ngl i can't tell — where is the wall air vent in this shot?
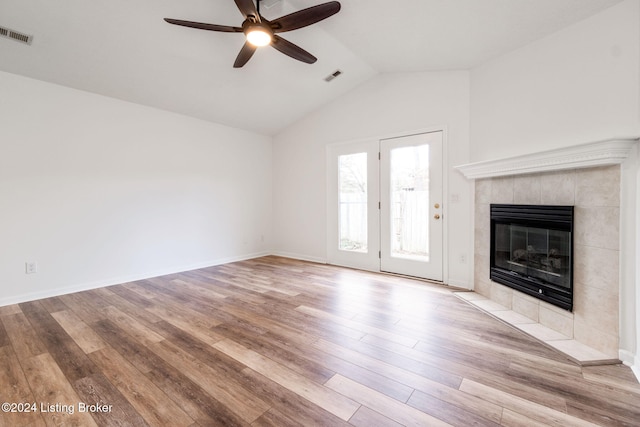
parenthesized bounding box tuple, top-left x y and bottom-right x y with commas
(0, 25, 33, 45)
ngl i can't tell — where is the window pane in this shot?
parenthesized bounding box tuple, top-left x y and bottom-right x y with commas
(390, 144, 429, 261)
(338, 152, 367, 252)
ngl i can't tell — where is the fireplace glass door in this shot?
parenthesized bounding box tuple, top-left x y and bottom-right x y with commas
(494, 224, 571, 290)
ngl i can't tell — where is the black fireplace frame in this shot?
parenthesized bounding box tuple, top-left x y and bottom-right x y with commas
(490, 204, 574, 311)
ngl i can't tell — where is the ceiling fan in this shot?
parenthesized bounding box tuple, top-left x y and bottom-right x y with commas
(164, 0, 341, 68)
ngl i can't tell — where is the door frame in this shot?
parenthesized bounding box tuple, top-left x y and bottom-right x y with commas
(326, 126, 449, 283)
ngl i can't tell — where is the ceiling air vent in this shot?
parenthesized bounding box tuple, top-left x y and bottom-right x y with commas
(261, 0, 282, 9)
(0, 25, 33, 45)
(324, 69, 342, 82)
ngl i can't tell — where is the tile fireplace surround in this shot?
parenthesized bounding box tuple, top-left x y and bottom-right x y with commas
(456, 139, 638, 365)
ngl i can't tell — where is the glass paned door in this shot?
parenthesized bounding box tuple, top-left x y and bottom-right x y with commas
(328, 131, 443, 280)
(327, 141, 380, 271)
(380, 132, 443, 280)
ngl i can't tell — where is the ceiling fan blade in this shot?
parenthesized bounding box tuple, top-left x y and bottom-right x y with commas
(234, 0, 259, 20)
(234, 41, 257, 68)
(271, 35, 316, 64)
(164, 18, 242, 32)
(270, 1, 340, 33)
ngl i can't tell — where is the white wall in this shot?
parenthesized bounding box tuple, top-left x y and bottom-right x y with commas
(272, 70, 473, 287)
(0, 71, 272, 305)
(636, 153, 640, 380)
(470, 0, 640, 376)
(471, 0, 640, 161)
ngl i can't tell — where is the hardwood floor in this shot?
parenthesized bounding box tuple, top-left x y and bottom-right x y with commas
(1, 256, 639, 426)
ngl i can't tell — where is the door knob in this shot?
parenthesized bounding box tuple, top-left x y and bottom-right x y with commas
(434, 203, 440, 209)
(434, 214, 441, 220)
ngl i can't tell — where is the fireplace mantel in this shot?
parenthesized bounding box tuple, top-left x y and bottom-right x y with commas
(456, 138, 638, 180)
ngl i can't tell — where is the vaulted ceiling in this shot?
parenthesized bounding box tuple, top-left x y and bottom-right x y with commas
(0, 0, 623, 135)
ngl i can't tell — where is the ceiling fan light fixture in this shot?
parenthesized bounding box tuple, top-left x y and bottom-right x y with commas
(246, 25, 272, 47)
(165, 0, 341, 67)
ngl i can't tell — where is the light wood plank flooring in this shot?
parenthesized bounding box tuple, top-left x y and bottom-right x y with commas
(1, 256, 639, 426)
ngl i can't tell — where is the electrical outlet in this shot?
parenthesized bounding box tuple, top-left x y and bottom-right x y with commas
(25, 261, 38, 274)
(459, 254, 467, 264)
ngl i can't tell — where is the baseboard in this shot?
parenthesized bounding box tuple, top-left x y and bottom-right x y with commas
(446, 278, 473, 289)
(633, 363, 640, 383)
(619, 349, 635, 366)
(270, 251, 328, 265)
(633, 355, 640, 383)
(619, 349, 640, 383)
(0, 251, 271, 308)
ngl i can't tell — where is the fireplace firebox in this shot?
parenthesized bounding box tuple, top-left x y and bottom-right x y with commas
(490, 204, 574, 311)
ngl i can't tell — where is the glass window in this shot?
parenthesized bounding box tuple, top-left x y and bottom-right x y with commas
(389, 144, 429, 261)
(338, 153, 367, 252)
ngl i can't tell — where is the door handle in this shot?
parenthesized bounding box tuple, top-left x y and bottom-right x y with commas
(434, 214, 441, 220)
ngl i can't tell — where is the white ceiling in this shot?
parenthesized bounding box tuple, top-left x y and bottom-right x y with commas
(0, 0, 623, 135)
